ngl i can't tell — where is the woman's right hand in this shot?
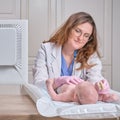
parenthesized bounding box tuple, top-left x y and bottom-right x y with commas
(54, 76, 83, 87)
(65, 76, 83, 85)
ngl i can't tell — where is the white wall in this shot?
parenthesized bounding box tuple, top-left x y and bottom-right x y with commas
(0, 0, 119, 91)
(112, 0, 120, 91)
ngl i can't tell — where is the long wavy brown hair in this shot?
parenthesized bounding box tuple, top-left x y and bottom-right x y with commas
(44, 12, 100, 69)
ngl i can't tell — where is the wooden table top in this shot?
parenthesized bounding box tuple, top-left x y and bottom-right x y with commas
(0, 95, 119, 120)
(0, 95, 41, 120)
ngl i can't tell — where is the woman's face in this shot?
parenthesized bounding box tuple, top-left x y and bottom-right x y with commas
(66, 22, 93, 50)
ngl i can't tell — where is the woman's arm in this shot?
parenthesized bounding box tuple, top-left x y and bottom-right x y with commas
(86, 53, 105, 83)
(33, 43, 49, 87)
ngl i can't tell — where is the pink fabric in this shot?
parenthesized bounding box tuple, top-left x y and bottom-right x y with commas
(95, 80, 110, 94)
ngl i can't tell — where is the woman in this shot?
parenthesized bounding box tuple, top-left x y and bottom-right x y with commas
(33, 12, 105, 88)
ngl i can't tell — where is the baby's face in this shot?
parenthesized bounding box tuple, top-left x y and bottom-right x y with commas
(75, 81, 98, 104)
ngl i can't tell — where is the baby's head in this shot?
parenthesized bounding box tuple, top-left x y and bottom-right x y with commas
(75, 81, 98, 104)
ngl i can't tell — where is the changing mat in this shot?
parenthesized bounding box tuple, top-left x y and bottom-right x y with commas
(24, 82, 120, 119)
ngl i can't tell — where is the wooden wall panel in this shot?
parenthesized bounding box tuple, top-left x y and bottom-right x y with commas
(112, 0, 120, 91)
(0, 0, 20, 19)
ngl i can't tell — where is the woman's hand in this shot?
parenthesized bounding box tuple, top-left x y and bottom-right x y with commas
(54, 76, 83, 87)
(95, 80, 110, 94)
(65, 76, 83, 85)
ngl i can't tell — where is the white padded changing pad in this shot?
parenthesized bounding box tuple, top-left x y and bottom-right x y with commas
(37, 97, 120, 119)
(24, 82, 120, 120)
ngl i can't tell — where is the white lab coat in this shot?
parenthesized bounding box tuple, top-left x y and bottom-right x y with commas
(33, 42, 105, 87)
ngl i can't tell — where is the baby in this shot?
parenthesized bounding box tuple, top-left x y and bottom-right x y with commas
(46, 76, 119, 104)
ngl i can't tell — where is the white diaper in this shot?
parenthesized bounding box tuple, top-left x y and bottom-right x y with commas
(56, 87, 62, 94)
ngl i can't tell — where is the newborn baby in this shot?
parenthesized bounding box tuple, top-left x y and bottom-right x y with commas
(46, 76, 119, 104)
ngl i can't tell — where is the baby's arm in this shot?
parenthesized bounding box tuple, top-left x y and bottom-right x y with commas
(46, 79, 72, 102)
(46, 78, 58, 99)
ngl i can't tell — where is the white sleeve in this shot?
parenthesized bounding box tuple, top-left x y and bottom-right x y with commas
(86, 53, 105, 83)
(32, 43, 48, 87)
